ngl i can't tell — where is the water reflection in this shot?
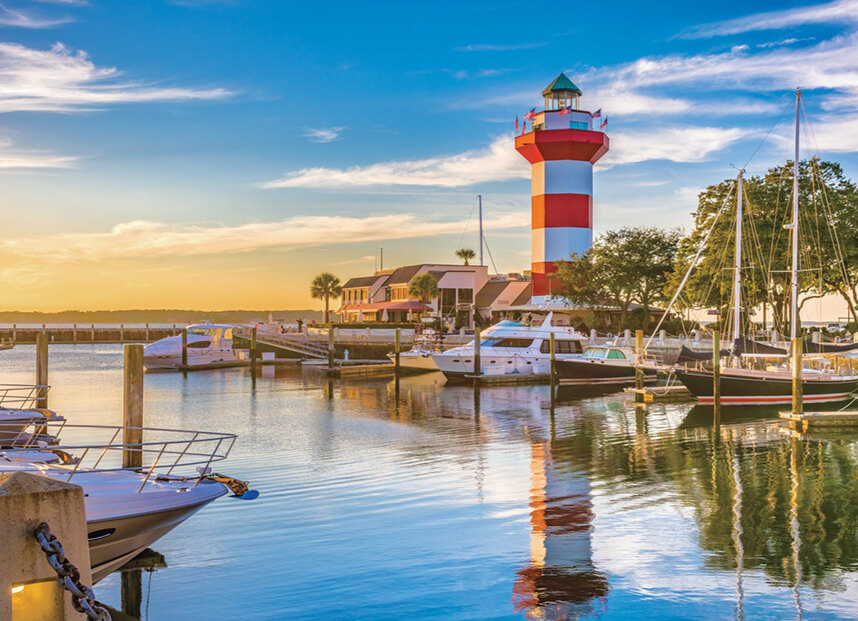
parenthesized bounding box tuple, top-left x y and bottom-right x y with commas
(8, 346, 858, 618)
(513, 441, 608, 620)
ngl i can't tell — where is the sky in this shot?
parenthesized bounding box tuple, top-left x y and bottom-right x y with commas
(2, 0, 858, 313)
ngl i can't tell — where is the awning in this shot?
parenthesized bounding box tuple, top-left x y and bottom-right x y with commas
(336, 301, 424, 313)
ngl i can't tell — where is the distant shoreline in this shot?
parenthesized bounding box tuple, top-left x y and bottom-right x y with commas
(0, 309, 324, 324)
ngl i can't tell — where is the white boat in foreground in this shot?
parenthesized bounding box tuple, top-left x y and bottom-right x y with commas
(144, 323, 238, 370)
(0, 420, 251, 583)
(387, 328, 443, 371)
(431, 314, 586, 381)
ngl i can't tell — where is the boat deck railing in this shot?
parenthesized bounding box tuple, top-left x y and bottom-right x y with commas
(0, 384, 49, 410)
(0, 421, 238, 490)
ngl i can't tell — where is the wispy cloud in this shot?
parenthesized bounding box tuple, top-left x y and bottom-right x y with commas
(260, 135, 528, 189)
(756, 37, 816, 48)
(1, 212, 529, 262)
(0, 3, 73, 28)
(607, 127, 746, 165)
(455, 42, 545, 52)
(0, 137, 80, 169)
(0, 42, 233, 113)
(679, 0, 858, 38)
(303, 127, 344, 143)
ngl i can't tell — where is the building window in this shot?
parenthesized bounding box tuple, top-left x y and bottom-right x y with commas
(457, 288, 473, 304)
(570, 121, 589, 130)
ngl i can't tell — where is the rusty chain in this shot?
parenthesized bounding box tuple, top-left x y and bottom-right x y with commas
(33, 522, 112, 621)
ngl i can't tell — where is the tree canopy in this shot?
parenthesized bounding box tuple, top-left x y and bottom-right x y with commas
(668, 159, 858, 334)
(455, 248, 476, 266)
(552, 227, 681, 329)
(408, 273, 439, 316)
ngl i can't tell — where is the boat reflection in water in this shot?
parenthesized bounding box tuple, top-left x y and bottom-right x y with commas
(513, 440, 608, 620)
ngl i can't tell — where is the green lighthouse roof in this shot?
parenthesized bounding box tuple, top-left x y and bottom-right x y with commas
(541, 72, 582, 97)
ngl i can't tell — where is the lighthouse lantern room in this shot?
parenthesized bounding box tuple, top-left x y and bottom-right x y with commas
(515, 73, 610, 304)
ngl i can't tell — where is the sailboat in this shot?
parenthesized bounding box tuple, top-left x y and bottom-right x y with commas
(675, 89, 858, 405)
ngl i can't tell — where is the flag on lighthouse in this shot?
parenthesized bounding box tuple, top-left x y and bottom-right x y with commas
(600, 116, 608, 129)
(515, 115, 519, 132)
(523, 107, 536, 120)
(558, 105, 572, 116)
(591, 108, 602, 119)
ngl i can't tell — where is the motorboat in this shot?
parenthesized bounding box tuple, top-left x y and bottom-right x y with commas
(556, 345, 658, 385)
(431, 314, 586, 381)
(0, 421, 249, 583)
(387, 328, 441, 372)
(144, 323, 238, 370)
(0, 384, 61, 446)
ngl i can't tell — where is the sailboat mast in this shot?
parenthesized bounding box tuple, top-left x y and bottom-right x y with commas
(733, 170, 744, 344)
(478, 194, 484, 267)
(790, 89, 801, 340)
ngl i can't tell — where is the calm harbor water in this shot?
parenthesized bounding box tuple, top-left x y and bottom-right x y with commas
(4, 344, 858, 620)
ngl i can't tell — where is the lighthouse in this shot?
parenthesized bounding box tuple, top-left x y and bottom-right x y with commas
(515, 73, 609, 304)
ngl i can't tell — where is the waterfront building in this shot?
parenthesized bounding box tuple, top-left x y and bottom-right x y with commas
(337, 265, 533, 328)
(515, 73, 610, 304)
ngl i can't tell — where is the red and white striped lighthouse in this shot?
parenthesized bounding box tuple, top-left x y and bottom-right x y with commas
(515, 73, 609, 304)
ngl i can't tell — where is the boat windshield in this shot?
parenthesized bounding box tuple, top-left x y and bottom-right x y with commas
(188, 328, 214, 336)
(583, 348, 607, 359)
(480, 338, 533, 348)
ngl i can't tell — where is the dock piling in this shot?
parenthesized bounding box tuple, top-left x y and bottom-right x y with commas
(250, 325, 258, 370)
(35, 331, 48, 410)
(712, 328, 721, 413)
(119, 323, 124, 342)
(328, 326, 335, 368)
(549, 332, 557, 402)
(145, 323, 150, 341)
(792, 337, 803, 415)
(90, 324, 95, 342)
(71, 324, 76, 343)
(635, 329, 644, 392)
(181, 327, 188, 368)
(123, 344, 144, 470)
(394, 328, 401, 376)
(474, 327, 481, 378)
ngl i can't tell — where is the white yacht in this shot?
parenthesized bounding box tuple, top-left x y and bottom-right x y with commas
(144, 323, 238, 370)
(0, 384, 61, 445)
(431, 314, 586, 381)
(0, 420, 248, 583)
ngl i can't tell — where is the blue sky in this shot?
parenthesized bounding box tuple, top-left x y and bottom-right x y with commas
(2, 0, 857, 310)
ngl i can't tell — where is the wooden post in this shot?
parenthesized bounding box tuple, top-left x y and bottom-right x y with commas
(145, 323, 150, 341)
(0, 472, 93, 621)
(250, 325, 258, 369)
(792, 337, 803, 415)
(35, 332, 48, 410)
(90, 324, 95, 342)
(394, 328, 401, 375)
(11, 324, 15, 343)
(181, 327, 188, 368)
(328, 326, 335, 368)
(123, 344, 144, 470)
(549, 332, 557, 399)
(635, 329, 645, 391)
(72, 324, 77, 343)
(474, 326, 481, 377)
(712, 328, 721, 413)
(119, 323, 125, 342)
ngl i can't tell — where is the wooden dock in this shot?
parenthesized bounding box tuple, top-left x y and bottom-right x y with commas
(0, 325, 181, 344)
(779, 410, 858, 431)
(625, 385, 694, 403)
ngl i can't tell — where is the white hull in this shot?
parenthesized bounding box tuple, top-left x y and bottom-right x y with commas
(144, 324, 238, 370)
(432, 350, 581, 379)
(143, 352, 239, 370)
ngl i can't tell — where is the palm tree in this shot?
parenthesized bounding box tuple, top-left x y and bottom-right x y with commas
(310, 272, 342, 323)
(408, 274, 439, 319)
(455, 248, 476, 266)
